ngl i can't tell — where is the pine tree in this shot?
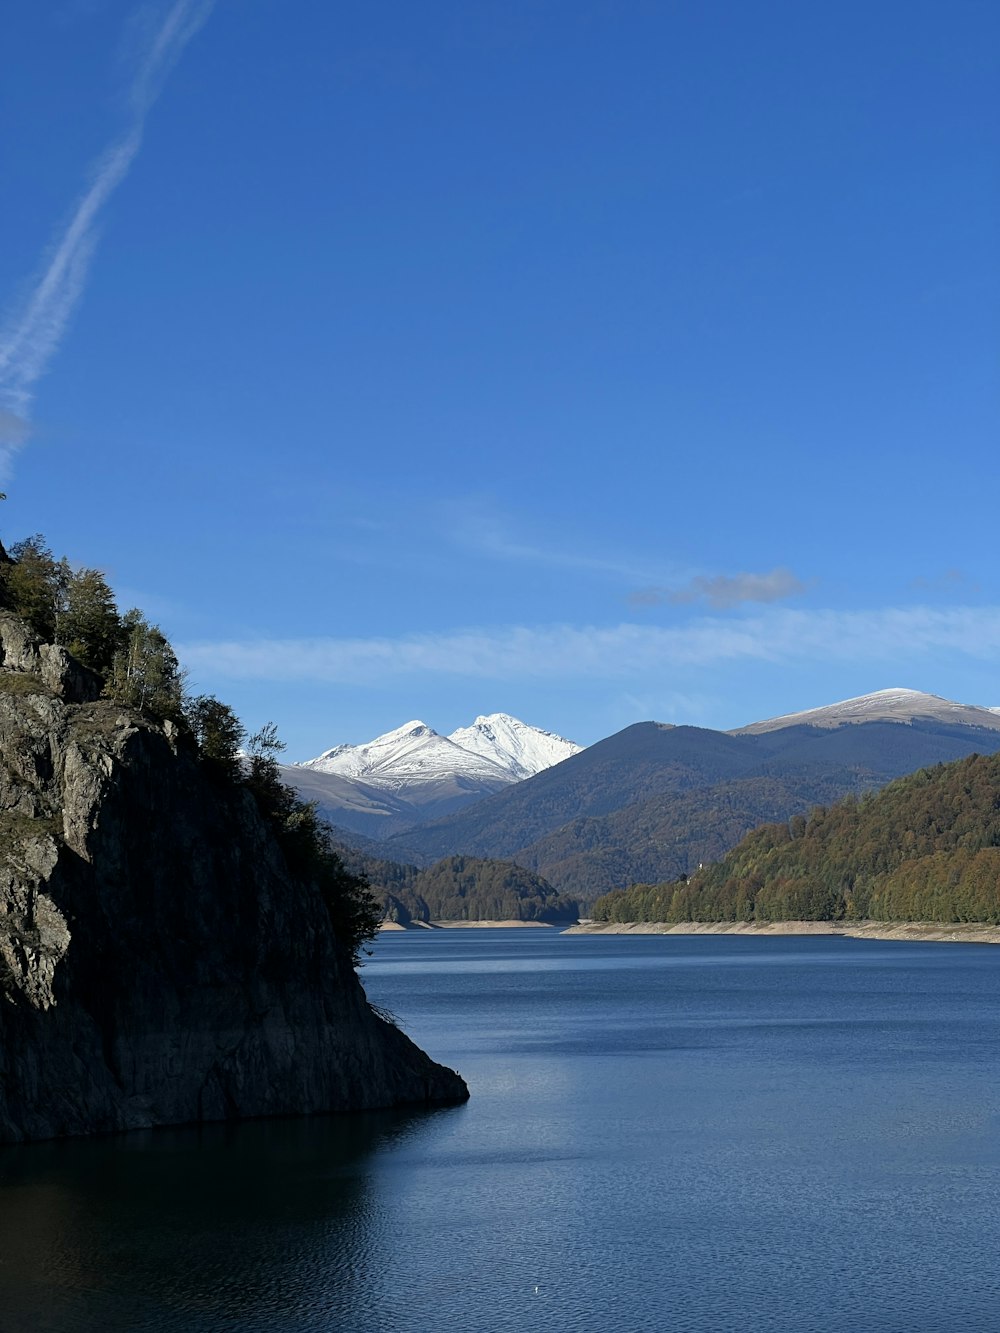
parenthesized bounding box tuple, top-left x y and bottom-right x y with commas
(1, 536, 70, 641)
(61, 568, 122, 673)
(188, 695, 246, 783)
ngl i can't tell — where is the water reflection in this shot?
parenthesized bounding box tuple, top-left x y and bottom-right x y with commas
(0, 1108, 458, 1333)
(4, 934, 1000, 1332)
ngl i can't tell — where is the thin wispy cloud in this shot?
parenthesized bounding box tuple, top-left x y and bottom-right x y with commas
(615, 690, 719, 726)
(178, 604, 1000, 686)
(631, 567, 807, 610)
(909, 569, 980, 595)
(0, 410, 31, 452)
(0, 0, 214, 475)
(442, 501, 690, 585)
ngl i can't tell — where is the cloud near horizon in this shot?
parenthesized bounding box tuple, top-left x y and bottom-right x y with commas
(0, 0, 214, 475)
(631, 566, 807, 610)
(177, 604, 1000, 686)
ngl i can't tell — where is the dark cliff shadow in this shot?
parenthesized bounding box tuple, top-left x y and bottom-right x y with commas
(0, 1105, 467, 1332)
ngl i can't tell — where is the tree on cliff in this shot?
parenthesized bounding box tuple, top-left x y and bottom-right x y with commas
(187, 695, 245, 783)
(0, 537, 121, 674)
(0, 535, 70, 640)
(60, 568, 121, 674)
(244, 723, 382, 965)
(103, 609, 184, 722)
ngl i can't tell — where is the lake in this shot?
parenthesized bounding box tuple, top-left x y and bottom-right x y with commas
(1, 929, 999, 1331)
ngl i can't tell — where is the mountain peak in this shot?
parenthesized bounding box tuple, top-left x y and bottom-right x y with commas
(447, 714, 582, 781)
(734, 689, 1000, 735)
(298, 713, 583, 790)
(382, 720, 435, 740)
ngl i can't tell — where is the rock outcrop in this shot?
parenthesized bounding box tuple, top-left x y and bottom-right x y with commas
(0, 613, 466, 1143)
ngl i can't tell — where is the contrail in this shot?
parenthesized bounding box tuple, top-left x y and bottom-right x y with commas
(0, 0, 215, 474)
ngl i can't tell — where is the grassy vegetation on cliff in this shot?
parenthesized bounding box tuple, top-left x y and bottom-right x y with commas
(592, 754, 1000, 926)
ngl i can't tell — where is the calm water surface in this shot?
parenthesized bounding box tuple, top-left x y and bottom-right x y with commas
(1, 930, 999, 1331)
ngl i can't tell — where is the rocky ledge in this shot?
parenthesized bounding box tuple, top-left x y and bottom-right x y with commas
(0, 612, 466, 1143)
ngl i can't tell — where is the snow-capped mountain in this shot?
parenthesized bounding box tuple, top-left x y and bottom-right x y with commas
(735, 688, 1000, 735)
(298, 715, 582, 794)
(285, 715, 581, 840)
(446, 713, 582, 781)
(300, 720, 511, 790)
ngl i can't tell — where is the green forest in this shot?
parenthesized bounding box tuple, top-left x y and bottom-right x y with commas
(337, 848, 578, 924)
(514, 772, 868, 900)
(0, 533, 381, 963)
(592, 753, 1000, 925)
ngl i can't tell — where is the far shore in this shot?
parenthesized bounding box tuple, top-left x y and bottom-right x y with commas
(379, 919, 557, 932)
(379, 917, 1000, 944)
(565, 920, 1000, 945)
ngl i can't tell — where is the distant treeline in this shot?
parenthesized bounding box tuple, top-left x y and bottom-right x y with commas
(592, 754, 1000, 925)
(336, 848, 579, 924)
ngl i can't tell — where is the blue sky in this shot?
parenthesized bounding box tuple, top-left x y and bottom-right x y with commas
(1, 0, 997, 758)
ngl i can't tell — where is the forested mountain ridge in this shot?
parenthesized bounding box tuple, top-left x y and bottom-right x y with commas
(511, 772, 862, 898)
(592, 753, 1000, 925)
(386, 716, 1000, 901)
(333, 844, 578, 924)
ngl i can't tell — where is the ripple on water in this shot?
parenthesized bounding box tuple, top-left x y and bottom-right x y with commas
(2, 934, 1000, 1331)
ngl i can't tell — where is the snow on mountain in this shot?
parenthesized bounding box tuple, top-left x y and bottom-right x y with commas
(735, 688, 1000, 735)
(299, 715, 582, 792)
(447, 713, 582, 781)
(299, 721, 508, 790)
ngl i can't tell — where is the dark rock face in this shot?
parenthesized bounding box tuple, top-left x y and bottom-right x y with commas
(0, 615, 466, 1143)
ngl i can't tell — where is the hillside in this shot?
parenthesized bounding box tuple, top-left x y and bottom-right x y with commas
(592, 752, 1000, 925)
(333, 843, 578, 925)
(403, 856, 577, 924)
(385, 722, 760, 863)
(512, 772, 859, 898)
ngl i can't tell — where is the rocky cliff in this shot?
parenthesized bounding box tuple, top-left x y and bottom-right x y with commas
(0, 611, 466, 1143)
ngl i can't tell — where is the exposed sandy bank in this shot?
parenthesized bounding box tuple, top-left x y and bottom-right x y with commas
(432, 919, 556, 929)
(379, 919, 556, 931)
(565, 920, 1000, 944)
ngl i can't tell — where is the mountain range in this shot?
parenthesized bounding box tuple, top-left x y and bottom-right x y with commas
(298, 689, 1000, 905)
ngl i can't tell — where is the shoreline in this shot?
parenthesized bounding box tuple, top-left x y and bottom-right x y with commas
(379, 919, 557, 932)
(564, 920, 1000, 944)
